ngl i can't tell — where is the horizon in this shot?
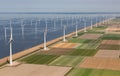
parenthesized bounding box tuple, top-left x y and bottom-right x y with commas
(0, 12, 120, 14)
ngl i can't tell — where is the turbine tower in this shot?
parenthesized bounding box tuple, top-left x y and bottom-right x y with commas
(61, 17, 63, 28)
(75, 17, 78, 37)
(43, 18, 48, 50)
(21, 19, 24, 39)
(53, 18, 56, 31)
(35, 20, 38, 36)
(96, 17, 98, 27)
(83, 18, 87, 32)
(63, 25, 66, 42)
(9, 20, 13, 65)
(4, 27, 7, 42)
(90, 17, 93, 30)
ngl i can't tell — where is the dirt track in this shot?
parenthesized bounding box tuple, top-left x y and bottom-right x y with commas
(0, 64, 72, 76)
(79, 57, 120, 71)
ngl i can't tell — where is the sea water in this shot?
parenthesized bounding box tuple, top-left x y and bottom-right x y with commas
(0, 13, 108, 58)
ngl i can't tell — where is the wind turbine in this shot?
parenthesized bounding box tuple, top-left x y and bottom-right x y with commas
(99, 16, 102, 25)
(102, 16, 105, 24)
(96, 17, 98, 27)
(66, 16, 69, 27)
(43, 18, 48, 50)
(35, 20, 38, 37)
(21, 19, 24, 39)
(63, 25, 66, 42)
(61, 17, 63, 28)
(90, 17, 93, 30)
(53, 18, 56, 31)
(72, 16, 74, 26)
(9, 20, 13, 65)
(75, 17, 78, 37)
(4, 27, 7, 42)
(83, 18, 87, 32)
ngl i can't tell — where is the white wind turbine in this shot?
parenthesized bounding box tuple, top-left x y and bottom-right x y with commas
(21, 19, 24, 39)
(63, 25, 66, 42)
(66, 16, 69, 27)
(53, 18, 56, 31)
(75, 17, 78, 37)
(90, 16, 93, 30)
(4, 27, 7, 42)
(61, 17, 63, 28)
(96, 17, 98, 27)
(9, 20, 13, 65)
(102, 16, 105, 24)
(35, 20, 38, 37)
(43, 18, 48, 50)
(83, 17, 87, 32)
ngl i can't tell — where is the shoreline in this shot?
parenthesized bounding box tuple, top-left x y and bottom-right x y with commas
(0, 19, 109, 65)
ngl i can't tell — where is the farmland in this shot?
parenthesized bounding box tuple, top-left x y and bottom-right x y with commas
(1, 18, 120, 76)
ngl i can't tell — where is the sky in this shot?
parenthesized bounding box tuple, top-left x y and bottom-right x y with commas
(0, 0, 120, 12)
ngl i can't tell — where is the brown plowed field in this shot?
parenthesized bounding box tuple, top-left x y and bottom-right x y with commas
(0, 64, 72, 76)
(79, 57, 120, 71)
(101, 40, 120, 45)
(79, 34, 103, 40)
(98, 44, 120, 50)
(94, 50, 120, 58)
(50, 42, 80, 49)
(39, 48, 74, 55)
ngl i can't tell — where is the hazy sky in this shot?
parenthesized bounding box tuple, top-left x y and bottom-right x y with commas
(0, 0, 120, 12)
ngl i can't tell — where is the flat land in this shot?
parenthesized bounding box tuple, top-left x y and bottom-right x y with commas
(1, 18, 120, 76)
(39, 48, 74, 55)
(50, 42, 80, 49)
(20, 54, 59, 64)
(98, 40, 120, 50)
(49, 55, 84, 67)
(87, 26, 107, 34)
(68, 38, 93, 43)
(101, 40, 120, 45)
(106, 27, 120, 32)
(66, 68, 120, 76)
(0, 64, 72, 76)
(78, 39, 101, 49)
(98, 44, 120, 50)
(94, 50, 120, 58)
(79, 57, 120, 71)
(69, 49, 98, 56)
(79, 33, 103, 40)
(102, 34, 120, 40)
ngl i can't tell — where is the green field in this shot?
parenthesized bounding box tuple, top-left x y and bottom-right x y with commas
(68, 38, 93, 43)
(49, 55, 84, 67)
(69, 49, 98, 56)
(98, 44, 120, 50)
(87, 26, 106, 34)
(66, 68, 120, 76)
(102, 34, 120, 40)
(78, 39, 102, 49)
(20, 54, 59, 64)
(69, 37, 101, 49)
(18, 20, 120, 76)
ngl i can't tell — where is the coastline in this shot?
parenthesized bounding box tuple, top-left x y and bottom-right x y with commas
(0, 20, 108, 65)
